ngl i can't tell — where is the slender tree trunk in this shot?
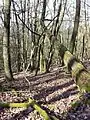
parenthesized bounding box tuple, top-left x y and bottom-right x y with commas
(70, 0, 81, 54)
(56, 0, 67, 35)
(35, 44, 41, 76)
(40, 0, 46, 72)
(40, 0, 46, 27)
(82, 35, 85, 61)
(23, 0, 26, 69)
(46, 0, 63, 72)
(40, 36, 46, 72)
(82, 0, 87, 61)
(20, 0, 26, 70)
(30, 0, 39, 71)
(12, 0, 21, 72)
(3, 0, 13, 80)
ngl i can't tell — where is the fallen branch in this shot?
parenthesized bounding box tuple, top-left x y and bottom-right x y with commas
(0, 98, 54, 120)
(0, 102, 30, 108)
(28, 98, 52, 120)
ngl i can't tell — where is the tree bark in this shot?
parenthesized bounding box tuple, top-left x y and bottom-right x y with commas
(40, 0, 47, 72)
(30, 0, 39, 71)
(12, 0, 21, 72)
(70, 0, 81, 54)
(46, 1, 62, 72)
(3, 0, 13, 80)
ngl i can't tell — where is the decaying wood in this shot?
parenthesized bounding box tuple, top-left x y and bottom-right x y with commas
(59, 44, 90, 92)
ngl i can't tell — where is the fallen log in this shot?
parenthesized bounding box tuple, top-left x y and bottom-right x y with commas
(28, 98, 52, 120)
(0, 98, 54, 120)
(58, 44, 90, 92)
(0, 102, 30, 108)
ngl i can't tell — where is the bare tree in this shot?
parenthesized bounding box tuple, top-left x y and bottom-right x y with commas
(46, 0, 63, 72)
(12, 0, 21, 72)
(40, 0, 47, 72)
(70, 0, 81, 54)
(3, 0, 13, 80)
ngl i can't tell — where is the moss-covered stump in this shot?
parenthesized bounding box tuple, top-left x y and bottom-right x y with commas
(58, 44, 90, 92)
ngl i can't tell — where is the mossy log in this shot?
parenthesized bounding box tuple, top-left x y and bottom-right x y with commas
(0, 102, 30, 108)
(28, 98, 51, 120)
(0, 98, 52, 120)
(0, 98, 34, 108)
(58, 44, 90, 92)
(28, 98, 59, 120)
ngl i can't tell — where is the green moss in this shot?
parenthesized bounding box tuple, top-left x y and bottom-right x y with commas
(64, 51, 73, 66)
(47, 104, 55, 110)
(58, 44, 90, 93)
(71, 62, 84, 77)
(71, 101, 80, 108)
(0, 102, 31, 108)
(77, 71, 90, 92)
(29, 98, 51, 120)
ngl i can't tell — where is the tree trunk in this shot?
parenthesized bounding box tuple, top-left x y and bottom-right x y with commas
(70, 0, 81, 54)
(46, 0, 66, 72)
(82, 0, 87, 61)
(3, 0, 13, 80)
(22, 0, 26, 69)
(40, 0, 47, 72)
(30, 0, 39, 71)
(12, 0, 21, 72)
(40, 36, 46, 73)
(58, 44, 90, 92)
(82, 35, 85, 61)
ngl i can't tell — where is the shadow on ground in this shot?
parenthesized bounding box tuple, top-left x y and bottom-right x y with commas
(1, 68, 88, 120)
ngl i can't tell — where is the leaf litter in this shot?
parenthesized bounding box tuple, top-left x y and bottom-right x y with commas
(0, 65, 90, 120)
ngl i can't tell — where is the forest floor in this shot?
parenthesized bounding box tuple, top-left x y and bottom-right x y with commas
(0, 62, 90, 120)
